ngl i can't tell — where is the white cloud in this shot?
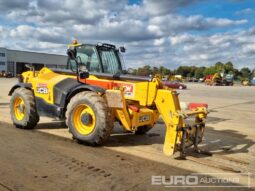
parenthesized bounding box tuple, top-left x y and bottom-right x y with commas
(153, 38, 165, 46)
(242, 44, 255, 54)
(235, 8, 254, 15)
(166, 29, 255, 68)
(143, 0, 199, 16)
(10, 25, 36, 38)
(0, 0, 253, 69)
(150, 14, 247, 33)
(170, 34, 194, 45)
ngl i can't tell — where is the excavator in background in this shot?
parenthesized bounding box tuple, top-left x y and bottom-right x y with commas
(8, 40, 208, 158)
(205, 72, 234, 86)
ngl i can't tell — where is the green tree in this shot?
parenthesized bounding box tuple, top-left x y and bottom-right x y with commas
(176, 66, 192, 77)
(131, 62, 253, 82)
(136, 65, 152, 76)
(215, 62, 224, 72)
(152, 67, 159, 75)
(240, 67, 251, 79)
(194, 67, 206, 78)
(159, 66, 171, 75)
(233, 68, 240, 80)
(224, 61, 234, 73)
(252, 69, 255, 77)
(203, 66, 217, 76)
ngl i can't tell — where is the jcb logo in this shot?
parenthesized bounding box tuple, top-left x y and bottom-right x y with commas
(36, 87, 48, 94)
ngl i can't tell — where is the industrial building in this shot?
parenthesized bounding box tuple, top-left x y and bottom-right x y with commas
(0, 47, 67, 76)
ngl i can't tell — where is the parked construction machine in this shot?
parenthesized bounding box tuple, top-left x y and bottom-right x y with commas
(9, 40, 208, 158)
(205, 73, 233, 86)
(242, 77, 255, 86)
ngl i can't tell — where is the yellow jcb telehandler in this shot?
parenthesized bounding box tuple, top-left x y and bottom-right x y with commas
(9, 41, 208, 158)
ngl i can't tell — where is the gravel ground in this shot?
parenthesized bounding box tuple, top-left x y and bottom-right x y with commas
(0, 78, 254, 190)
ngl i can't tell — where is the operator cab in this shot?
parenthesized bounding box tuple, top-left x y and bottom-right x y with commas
(63, 40, 151, 82)
(67, 42, 126, 75)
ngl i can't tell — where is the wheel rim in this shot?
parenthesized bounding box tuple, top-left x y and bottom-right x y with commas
(13, 96, 25, 121)
(73, 104, 96, 135)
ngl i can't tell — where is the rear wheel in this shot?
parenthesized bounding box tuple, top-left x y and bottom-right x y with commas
(66, 91, 113, 145)
(135, 125, 153, 135)
(10, 87, 39, 129)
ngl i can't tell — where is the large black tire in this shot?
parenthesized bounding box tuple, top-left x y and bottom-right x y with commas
(66, 91, 113, 146)
(10, 87, 39, 129)
(135, 125, 153, 135)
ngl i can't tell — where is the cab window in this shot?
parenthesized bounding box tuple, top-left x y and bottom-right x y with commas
(99, 49, 121, 74)
(68, 45, 101, 72)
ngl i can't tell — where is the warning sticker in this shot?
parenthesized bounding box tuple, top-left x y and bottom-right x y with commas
(116, 83, 135, 98)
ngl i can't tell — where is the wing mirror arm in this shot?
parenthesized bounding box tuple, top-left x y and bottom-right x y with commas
(25, 64, 35, 77)
(67, 48, 89, 82)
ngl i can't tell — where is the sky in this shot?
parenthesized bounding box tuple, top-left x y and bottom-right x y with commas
(0, 0, 255, 69)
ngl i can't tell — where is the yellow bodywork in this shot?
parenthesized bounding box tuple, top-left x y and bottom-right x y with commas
(22, 68, 75, 104)
(21, 67, 208, 156)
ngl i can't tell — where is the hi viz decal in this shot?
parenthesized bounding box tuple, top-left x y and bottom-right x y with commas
(116, 83, 135, 98)
(36, 83, 48, 94)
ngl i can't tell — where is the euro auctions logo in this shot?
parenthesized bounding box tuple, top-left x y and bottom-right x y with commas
(151, 173, 251, 188)
(152, 175, 198, 187)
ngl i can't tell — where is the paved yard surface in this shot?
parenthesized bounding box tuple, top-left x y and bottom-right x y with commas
(0, 78, 254, 190)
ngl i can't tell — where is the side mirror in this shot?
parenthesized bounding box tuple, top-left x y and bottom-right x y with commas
(119, 46, 126, 53)
(67, 48, 77, 59)
(78, 65, 89, 79)
(79, 71, 89, 79)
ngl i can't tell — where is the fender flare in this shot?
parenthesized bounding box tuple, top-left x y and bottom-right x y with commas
(66, 84, 105, 101)
(53, 78, 106, 108)
(8, 83, 32, 96)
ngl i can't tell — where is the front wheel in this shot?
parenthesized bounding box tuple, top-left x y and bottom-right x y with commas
(66, 91, 113, 146)
(10, 87, 39, 129)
